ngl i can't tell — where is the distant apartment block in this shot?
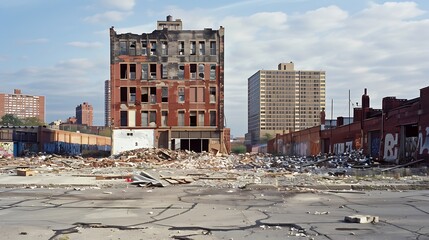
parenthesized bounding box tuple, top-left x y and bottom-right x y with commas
(0, 89, 45, 122)
(105, 80, 111, 127)
(109, 15, 229, 153)
(76, 102, 93, 126)
(247, 62, 326, 145)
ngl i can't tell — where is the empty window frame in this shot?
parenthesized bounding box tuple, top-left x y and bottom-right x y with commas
(161, 111, 168, 126)
(178, 87, 185, 103)
(190, 64, 197, 79)
(129, 64, 136, 80)
(178, 41, 185, 55)
(150, 87, 157, 104)
(141, 111, 157, 126)
(120, 64, 127, 79)
(210, 64, 216, 80)
(150, 41, 157, 56)
(161, 41, 168, 55)
(150, 64, 156, 79)
(209, 111, 216, 126)
(120, 41, 127, 55)
(120, 87, 127, 102)
(198, 64, 205, 80)
(161, 87, 168, 102)
(141, 64, 148, 80)
(129, 87, 136, 103)
(141, 40, 147, 55)
(210, 87, 216, 103)
(129, 41, 136, 55)
(178, 64, 184, 80)
(161, 64, 167, 79)
(120, 111, 127, 126)
(199, 41, 205, 55)
(210, 41, 216, 55)
(178, 110, 185, 126)
(190, 111, 197, 126)
(190, 41, 196, 55)
(141, 87, 148, 103)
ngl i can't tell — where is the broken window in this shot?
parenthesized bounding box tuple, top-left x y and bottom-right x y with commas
(141, 41, 147, 55)
(150, 64, 156, 79)
(130, 64, 136, 80)
(199, 41, 205, 55)
(150, 87, 157, 103)
(178, 41, 184, 55)
(198, 111, 205, 126)
(120, 87, 127, 102)
(210, 41, 216, 55)
(178, 87, 185, 103)
(190, 64, 197, 79)
(120, 41, 127, 55)
(149, 111, 156, 126)
(129, 87, 136, 103)
(162, 87, 168, 102)
(178, 111, 185, 126)
(141, 64, 148, 80)
(141, 111, 148, 126)
(210, 87, 216, 103)
(161, 41, 168, 55)
(190, 111, 197, 126)
(141, 87, 148, 103)
(210, 64, 216, 80)
(129, 41, 136, 55)
(120, 111, 127, 126)
(161, 111, 168, 126)
(161, 64, 167, 79)
(150, 41, 157, 56)
(198, 64, 205, 80)
(209, 111, 216, 126)
(120, 64, 127, 79)
(178, 64, 184, 80)
(190, 41, 196, 55)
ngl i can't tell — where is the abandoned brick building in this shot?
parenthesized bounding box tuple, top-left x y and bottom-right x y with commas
(109, 16, 230, 154)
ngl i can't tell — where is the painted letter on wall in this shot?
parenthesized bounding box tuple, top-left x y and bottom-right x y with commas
(384, 133, 398, 162)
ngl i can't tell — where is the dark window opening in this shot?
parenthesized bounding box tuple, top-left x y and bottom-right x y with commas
(150, 41, 157, 56)
(141, 41, 147, 55)
(210, 111, 216, 126)
(130, 87, 136, 103)
(190, 111, 197, 126)
(198, 64, 205, 80)
(129, 41, 136, 55)
(120, 87, 127, 102)
(141, 87, 148, 103)
(120, 111, 127, 126)
(190, 41, 196, 55)
(178, 64, 184, 79)
(120, 41, 127, 55)
(190, 64, 197, 79)
(120, 64, 127, 79)
(150, 64, 156, 79)
(150, 87, 156, 103)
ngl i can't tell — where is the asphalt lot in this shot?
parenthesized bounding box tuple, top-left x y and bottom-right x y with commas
(1, 185, 428, 240)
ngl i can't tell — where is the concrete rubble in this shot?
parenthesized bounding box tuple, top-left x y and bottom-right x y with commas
(0, 148, 428, 191)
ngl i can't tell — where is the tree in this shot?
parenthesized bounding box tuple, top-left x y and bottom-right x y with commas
(21, 117, 45, 126)
(260, 133, 273, 144)
(0, 114, 23, 126)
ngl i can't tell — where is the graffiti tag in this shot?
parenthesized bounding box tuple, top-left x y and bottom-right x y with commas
(384, 133, 398, 162)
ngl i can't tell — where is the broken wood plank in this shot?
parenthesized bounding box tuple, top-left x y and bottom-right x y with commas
(381, 159, 425, 172)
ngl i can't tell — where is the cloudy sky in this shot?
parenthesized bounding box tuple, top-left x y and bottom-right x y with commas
(0, 0, 428, 137)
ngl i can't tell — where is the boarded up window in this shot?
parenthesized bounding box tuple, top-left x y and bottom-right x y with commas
(197, 87, 204, 102)
(178, 111, 185, 126)
(190, 87, 196, 102)
(141, 64, 148, 80)
(198, 111, 204, 126)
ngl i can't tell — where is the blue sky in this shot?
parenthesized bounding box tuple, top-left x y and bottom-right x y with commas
(1, 0, 429, 137)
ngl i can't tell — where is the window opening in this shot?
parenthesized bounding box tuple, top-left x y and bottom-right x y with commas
(150, 64, 156, 79)
(130, 64, 136, 80)
(210, 111, 216, 126)
(120, 64, 127, 79)
(190, 41, 196, 55)
(178, 64, 184, 80)
(120, 87, 127, 102)
(162, 87, 168, 102)
(199, 41, 205, 55)
(150, 87, 157, 103)
(178, 87, 185, 103)
(161, 64, 167, 79)
(129, 87, 136, 103)
(161, 111, 168, 126)
(141, 64, 148, 80)
(141, 41, 147, 55)
(198, 64, 205, 80)
(120, 41, 127, 55)
(190, 111, 197, 126)
(198, 111, 204, 126)
(210, 87, 216, 103)
(210, 64, 216, 80)
(190, 64, 197, 79)
(210, 41, 216, 55)
(161, 42, 168, 55)
(150, 41, 157, 56)
(178, 41, 184, 55)
(129, 41, 136, 55)
(178, 111, 185, 126)
(141, 87, 148, 103)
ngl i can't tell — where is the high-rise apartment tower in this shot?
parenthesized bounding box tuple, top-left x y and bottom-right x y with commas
(247, 62, 326, 145)
(76, 102, 93, 126)
(0, 89, 45, 123)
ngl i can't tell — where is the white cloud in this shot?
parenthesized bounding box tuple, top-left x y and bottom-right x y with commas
(99, 0, 135, 11)
(84, 11, 132, 23)
(67, 41, 103, 48)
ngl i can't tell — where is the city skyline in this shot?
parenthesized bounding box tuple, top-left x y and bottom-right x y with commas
(0, 0, 428, 137)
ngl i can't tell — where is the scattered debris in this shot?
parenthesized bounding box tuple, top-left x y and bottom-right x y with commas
(132, 171, 164, 187)
(344, 215, 379, 224)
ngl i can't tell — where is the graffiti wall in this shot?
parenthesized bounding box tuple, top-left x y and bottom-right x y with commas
(0, 142, 13, 158)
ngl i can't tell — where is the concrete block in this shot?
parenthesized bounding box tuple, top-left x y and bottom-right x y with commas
(17, 169, 35, 177)
(344, 215, 379, 224)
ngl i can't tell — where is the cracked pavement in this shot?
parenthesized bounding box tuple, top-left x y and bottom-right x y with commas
(1, 186, 429, 240)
